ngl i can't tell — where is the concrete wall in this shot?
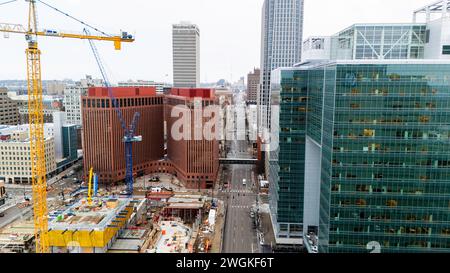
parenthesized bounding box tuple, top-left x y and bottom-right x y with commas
(424, 17, 450, 60)
(303, 136, 321, 233)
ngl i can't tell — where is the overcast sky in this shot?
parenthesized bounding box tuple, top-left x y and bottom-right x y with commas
(0, 0, 434, 83)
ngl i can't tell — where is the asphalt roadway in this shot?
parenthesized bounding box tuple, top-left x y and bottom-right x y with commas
(222, 134, 260, 253)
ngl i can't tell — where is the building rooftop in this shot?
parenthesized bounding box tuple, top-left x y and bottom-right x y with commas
(168, 88, 215, 99)
(87, 87, 157, 98)
(0, 124, 54, 143)
(166, 194, 206, 209)
(291, 59, 450, 70)
(48, 197, 132, 231)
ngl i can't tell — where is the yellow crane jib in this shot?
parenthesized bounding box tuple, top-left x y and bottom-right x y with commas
(0, 22, 134, 50)
(0, 0, 135, 253)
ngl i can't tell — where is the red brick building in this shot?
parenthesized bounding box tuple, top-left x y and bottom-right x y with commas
(81, 87, 164, 183)
(165, 88, 219, 189)
(82, 87, 219, 189)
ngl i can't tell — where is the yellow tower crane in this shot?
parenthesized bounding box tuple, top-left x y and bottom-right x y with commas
(0, 0, 134, 253)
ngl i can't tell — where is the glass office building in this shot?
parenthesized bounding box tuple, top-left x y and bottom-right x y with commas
(270, 60, 450, 252)
(269, 68, 308, 244)
(62, 125, 78, 162)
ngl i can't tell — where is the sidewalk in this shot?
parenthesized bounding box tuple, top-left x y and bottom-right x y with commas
(209, 200, 225, 253)
(260, 212, 275, 248)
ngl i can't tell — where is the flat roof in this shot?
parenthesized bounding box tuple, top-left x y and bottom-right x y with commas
(287, 59, 450, 71)
(167, 203, 204, 209)
(48, 197, 132, 231)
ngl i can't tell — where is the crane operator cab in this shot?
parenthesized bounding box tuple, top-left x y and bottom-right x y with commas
(122, 31, 133, 40)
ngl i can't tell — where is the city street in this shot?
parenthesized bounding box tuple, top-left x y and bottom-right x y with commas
(222, 161, 259, 253)
(0, 161, 83, 229)
(0, 205, 32, 229)
(222, 91, 260, 253)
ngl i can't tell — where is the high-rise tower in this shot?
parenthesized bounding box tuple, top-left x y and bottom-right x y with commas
(172, 22, 200, 88)
(258, 0, 304, 135)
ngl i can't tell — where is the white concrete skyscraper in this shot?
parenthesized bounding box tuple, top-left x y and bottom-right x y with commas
(172, 22, 200, 88)
(258, 0, 304, 135)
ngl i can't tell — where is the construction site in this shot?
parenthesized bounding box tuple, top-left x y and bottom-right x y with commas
(0, 175, 224, 253)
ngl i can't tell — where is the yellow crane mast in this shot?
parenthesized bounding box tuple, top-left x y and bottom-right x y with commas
(0, 0, 134, 253)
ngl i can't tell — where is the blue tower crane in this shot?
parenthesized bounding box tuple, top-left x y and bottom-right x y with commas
(84, 28, 141, 196)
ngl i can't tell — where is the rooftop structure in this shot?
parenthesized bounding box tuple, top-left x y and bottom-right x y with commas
(303, 1, 450, 62)
(162, 194, 206, 224)
(413, 0, 450, 22)
(118, 80, 166, 93)
(166, 194, 206, 209)
(168, 88, 215, 99)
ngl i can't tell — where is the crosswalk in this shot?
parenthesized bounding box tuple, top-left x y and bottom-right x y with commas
(230, 205, 251, 209)
(228, 189, 253, 194)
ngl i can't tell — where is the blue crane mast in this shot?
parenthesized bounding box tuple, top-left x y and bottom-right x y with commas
(84, 28, 141, 196)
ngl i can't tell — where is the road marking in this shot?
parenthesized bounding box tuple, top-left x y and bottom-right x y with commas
(230, 205, 250, 209)
(228, 189, 253, 194)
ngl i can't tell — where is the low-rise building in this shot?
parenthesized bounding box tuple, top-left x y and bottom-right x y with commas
(0, 88, 20, 126)
(0, 125, 56, 184)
